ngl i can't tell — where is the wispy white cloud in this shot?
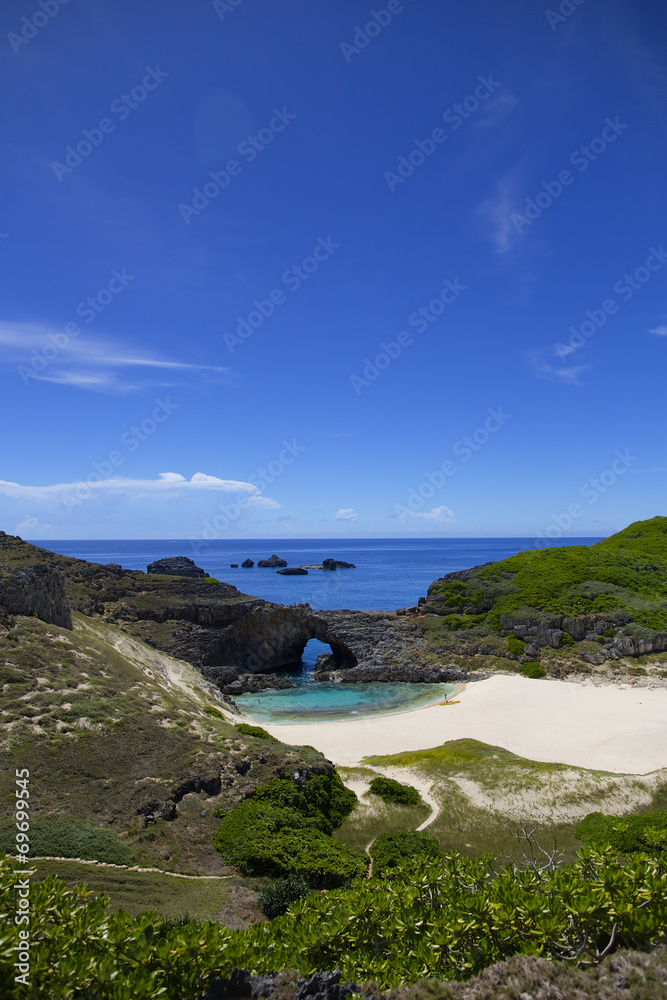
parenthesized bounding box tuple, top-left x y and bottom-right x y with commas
(649, 324, 667, 336)
(533, 362, 590, 386)
(15, 516, 51, 537)
(477, 175, 520, 254)
(526, 348, 590, 387)
(403, 505, 455, 523)
(472, 92, 519, 130)
(335, 507, 358, 521)
(0, 322, 229, 392)
(0, 472, 267, 501)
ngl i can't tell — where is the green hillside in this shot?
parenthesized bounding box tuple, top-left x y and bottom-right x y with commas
(421, 518, 667, 675)
(428, 516, 667, 628)
(0, 610, 330, 875)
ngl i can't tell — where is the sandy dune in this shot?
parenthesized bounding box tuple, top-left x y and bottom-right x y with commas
(260, 674, 667, 774)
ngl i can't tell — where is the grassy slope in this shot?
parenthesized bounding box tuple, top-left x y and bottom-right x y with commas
(0, 611, 329, 875)
(27, 859, 267, 927)
(420, 516, 667, 677)
(427, 516, 667, 626)
(358, 739, 667, 862)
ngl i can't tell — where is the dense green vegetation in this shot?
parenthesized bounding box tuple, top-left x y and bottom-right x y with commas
(3, 833, 666, 997)
(520, 661, 546, 678)
(369, 776, 422, 806)
(427, 516, 667, 634)
(369, 831, 441, 876)
(213, 772, 364, 887)
(506, 635, 525, 655)
(576, 809, 667, 854)
(249, 771, 357, 834)
(235, 723, 278, 740)
(258, 875, 311, 918)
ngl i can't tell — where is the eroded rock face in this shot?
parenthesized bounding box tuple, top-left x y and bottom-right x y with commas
(257, 554, 287, 568)
(0, 564, 72, 629)
(147, 556, 206, 578)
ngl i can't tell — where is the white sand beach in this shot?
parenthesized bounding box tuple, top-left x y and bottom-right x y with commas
(261, 674, 667, 774)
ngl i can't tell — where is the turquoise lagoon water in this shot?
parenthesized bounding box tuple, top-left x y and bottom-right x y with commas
(233, 637, 456, 724)
(235, 681, 456, 724)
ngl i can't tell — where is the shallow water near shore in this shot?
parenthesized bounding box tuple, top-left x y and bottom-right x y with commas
(235, 680, 456, 724)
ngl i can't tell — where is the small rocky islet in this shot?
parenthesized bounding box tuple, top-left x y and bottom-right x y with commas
(224, 554, 357, 573)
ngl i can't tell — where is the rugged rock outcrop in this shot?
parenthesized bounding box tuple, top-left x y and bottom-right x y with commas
(203, 967, 360, 1000)
(277, 567, 308, 575)
(322, 558, 337, 571)
(147, 556, 206, 578)
(0, 563, 72, 628)
(241, 559, 254, 568)
(257, 554, 287, 568)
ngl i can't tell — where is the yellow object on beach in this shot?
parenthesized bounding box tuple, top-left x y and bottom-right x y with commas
(439, 699, 460, 706)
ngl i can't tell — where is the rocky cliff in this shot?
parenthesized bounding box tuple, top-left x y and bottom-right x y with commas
(0, 560, 71, 628)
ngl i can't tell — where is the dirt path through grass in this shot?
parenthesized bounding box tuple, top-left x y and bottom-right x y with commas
(21, 856, 236, 879)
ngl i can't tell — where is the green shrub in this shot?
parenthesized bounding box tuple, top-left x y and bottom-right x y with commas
(0, 817, 132, 865)
(560, 631, 575, 646)
(368, 776, 422, 806)
(258, 875, 311, 918)
(204, 705, 224, 719)
(506, 635, 525, 655)
(520, 661, 546, 678)
(213, 771, 362, 888)
(251, 771, 356, 834)
(202, 577, 219, 584)
(4, 839, 667, 995)
(235, 723, 277, 741)
(212, 799, 366, 887)
(575, 809, 667, 854)
(370, 831, 441, 876)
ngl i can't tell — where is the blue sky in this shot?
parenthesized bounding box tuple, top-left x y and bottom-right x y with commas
(0, 0, 665, 540)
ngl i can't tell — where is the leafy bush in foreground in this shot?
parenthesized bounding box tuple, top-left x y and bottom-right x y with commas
(369, 776, 422, 806)
(258, 875, 311, 918)
(2, 841, 666, 997)
(370, 831, 441, 876)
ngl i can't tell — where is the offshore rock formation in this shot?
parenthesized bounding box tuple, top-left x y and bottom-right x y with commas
(147, 556, 206, 578)
(0, 562, 71, 629)
(257, 554, 287, 568)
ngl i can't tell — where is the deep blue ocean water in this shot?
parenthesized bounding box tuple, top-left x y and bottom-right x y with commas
(40, 537, 602, 611)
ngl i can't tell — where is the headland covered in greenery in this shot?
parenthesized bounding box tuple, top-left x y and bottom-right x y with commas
(1, 518, 666, 998)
